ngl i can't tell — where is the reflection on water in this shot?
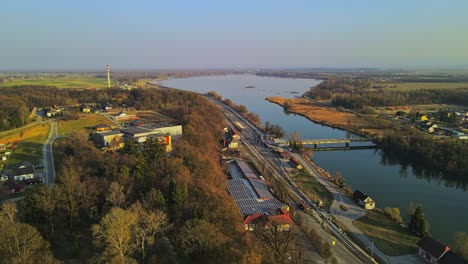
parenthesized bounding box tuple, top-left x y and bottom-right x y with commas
(161, 74, 468, 244)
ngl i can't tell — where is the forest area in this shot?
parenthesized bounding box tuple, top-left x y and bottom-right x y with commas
(308, 78, 468, 108)
(0, 87, 282, 263)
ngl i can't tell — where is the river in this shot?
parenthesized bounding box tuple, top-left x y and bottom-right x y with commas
(157, 74, 468, 244)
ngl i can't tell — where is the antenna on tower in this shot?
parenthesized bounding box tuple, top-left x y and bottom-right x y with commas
(106, 64, 111, 88)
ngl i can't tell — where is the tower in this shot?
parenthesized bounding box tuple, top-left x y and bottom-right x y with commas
(106, 64, 111, 88)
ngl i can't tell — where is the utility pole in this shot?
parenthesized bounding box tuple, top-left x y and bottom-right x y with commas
(106, 64, 111, 88)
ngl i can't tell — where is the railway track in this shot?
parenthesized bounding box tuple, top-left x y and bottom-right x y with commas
(213, 98, 377, 264)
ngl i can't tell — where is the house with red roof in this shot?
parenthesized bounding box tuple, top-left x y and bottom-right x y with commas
(243, 208, 293, 232)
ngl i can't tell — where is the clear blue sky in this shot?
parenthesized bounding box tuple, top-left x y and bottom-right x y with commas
(1, 0, 468, 70)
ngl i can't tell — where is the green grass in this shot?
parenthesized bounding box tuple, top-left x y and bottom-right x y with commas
(354, 210, 420, 256)
(294, 169, 334, 209)
(57, 113, 114, 135)
(1, 124, 50, 168)
(7, 142, 44, 167)
(374, 82, 468, 92)
(1, 75, 115, 89)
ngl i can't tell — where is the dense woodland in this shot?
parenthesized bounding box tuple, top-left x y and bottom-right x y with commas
(308, 78, 468, 108)
(380, 132, 468, 182)
(0, 87, 289, 263)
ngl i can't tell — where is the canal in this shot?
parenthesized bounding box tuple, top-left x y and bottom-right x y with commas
(157, 74, 468, 244)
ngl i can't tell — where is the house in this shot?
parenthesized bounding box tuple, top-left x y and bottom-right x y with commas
(95, 123, 111, 132)
(46, 108, 61, 117)
(114, 112, 128, 120)
(11, 166, 35, 181)
(417, 236, 466, 264)
(244, 208, 293, 231)
(81, 105, 91, 113)
(2, 179, 24, 194)
(353, 190, 375, 210)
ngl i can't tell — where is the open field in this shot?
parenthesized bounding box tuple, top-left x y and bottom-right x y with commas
(374, 82, 468, 91)
(1, 75, 115, 89)
(0, 123, 50, 167)
(266, 97, 392, 137)
(354, 210, 420, 256)
(294, 168, 333, 209)
(58, 113, 115, 135)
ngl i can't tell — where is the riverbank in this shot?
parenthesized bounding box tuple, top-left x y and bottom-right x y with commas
(266, 97, 390, 138)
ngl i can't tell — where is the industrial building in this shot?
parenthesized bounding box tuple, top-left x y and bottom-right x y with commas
(227, 160, 284, 214)
(90, 130, 124, 147)
(226, 159, 293, 231)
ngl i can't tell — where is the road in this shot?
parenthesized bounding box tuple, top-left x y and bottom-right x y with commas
(211, 98, 376, 263)
(43, 121, 58, 185)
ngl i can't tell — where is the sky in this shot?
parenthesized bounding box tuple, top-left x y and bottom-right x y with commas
(1, 0, 468, 70)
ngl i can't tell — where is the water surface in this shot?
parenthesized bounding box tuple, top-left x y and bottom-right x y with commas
(160, 74, 468, 243)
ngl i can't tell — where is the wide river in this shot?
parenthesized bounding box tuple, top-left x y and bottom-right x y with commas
(158, 74, 468, 244)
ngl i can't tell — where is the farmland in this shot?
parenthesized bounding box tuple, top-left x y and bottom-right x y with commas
(1, 75, 114, 89)
(373, 82, 468, 92)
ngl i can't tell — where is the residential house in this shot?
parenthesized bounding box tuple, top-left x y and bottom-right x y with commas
(417, 236, 466, 264)
(353, 190, 375, 210)
(2, 179, 24, 194)
(95, 123, 111, 132)
(81, 105, 91, 113)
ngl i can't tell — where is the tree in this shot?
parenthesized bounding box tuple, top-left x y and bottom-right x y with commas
(0, 202, 57, 263)
(241, 250, 262, 264)
(145, 188, 166, 210)
(92, 207, 139, 264)
(452, 232, 468, 261)
(177, 219, 228, 262)
(121, 138, 138, 156)
(254, 222, 299, 264)
(408, 205, 428, 236)
(130, 202, 169, 262)
(106, 181, 126, 208)
(288, 131, 304, 153)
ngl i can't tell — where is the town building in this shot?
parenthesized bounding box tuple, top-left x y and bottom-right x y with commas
(353, 190, 375, 210)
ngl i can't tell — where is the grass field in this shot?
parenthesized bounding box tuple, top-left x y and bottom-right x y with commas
(354, 210, 420, 256)
(374, 82, 468, 91)
(0, 123, 50, 167)
(294, 168, 334, 209)
(1, 75, 115, 89)
(57, 113, 114, 135)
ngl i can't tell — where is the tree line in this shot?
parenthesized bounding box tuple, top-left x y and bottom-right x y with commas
(308, 78, 468, 108)
(0, 87, 276, 263)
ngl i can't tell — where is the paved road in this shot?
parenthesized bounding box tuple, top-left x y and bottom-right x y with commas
(43, 121, 57, 185)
